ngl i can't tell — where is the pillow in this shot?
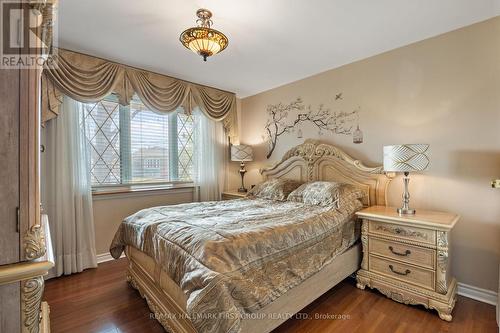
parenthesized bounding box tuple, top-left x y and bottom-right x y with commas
(287, 181, 364, 207)
(247, 178, 303, 201)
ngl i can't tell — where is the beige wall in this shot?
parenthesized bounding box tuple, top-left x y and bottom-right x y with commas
(92, 188, 195, 255)
(235, 17, 500, 291)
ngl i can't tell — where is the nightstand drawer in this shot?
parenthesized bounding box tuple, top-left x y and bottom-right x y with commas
(368, 220, 436, 245)
(369, 237, 435, 270)
(369, 255, 435, 290)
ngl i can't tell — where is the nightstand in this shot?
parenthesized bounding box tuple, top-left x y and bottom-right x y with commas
(221, 190, 247, 200)
(355, 206, 459, 321)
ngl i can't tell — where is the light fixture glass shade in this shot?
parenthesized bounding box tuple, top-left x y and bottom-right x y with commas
(231, 144, 253, 162)
(180, 9, 228, 61)
(383, 144, 430, 172)
(182, 27, 227, 58)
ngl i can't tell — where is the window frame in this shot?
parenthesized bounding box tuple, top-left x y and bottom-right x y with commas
(85, 95, 195, 191)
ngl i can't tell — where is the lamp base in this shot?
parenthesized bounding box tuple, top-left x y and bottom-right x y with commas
(238, 162, 247, 193)
(397, 207, 416, 215)
(398, 171, 415, 215)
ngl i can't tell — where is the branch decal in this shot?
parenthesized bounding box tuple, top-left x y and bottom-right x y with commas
(265, 95, 362, 159)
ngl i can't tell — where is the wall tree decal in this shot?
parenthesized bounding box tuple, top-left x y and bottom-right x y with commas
(265, 96, 360, 159)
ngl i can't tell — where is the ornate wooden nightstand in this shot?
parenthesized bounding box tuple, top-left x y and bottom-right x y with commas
(355, 206, 459, 321)
(221, 190, 247, 200)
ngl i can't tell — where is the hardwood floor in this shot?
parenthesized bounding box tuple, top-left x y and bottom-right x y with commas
(44, 259, 498, 333)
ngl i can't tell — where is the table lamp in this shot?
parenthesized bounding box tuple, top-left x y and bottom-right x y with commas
(383, 144, 430, 215)
(231, 144, 253, 192)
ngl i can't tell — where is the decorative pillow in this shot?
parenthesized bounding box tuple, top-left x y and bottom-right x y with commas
(287, 181, 364, 207)
(337, 185, 366, 208)
(247, 178, 303, 201)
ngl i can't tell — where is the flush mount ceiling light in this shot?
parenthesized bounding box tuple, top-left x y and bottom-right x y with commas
(179, 9, 228, 61)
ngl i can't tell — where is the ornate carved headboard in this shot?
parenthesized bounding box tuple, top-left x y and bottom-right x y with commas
(260, 140, 393, 206)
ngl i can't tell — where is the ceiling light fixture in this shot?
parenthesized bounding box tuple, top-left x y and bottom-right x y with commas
(179, 9, 228, 61)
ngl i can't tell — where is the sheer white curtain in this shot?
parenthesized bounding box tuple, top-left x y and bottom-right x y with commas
(193, 108, 228, 201)
(42, 96, 97, 277)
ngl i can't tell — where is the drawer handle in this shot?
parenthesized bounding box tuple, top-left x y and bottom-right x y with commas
(389, 265, 411, 276)
(388, 246, 411, 257)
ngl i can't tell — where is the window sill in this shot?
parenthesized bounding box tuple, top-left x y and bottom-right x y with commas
(91, 183, 196, 200)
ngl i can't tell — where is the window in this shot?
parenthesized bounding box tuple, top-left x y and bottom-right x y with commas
(82, 95, 194, 187)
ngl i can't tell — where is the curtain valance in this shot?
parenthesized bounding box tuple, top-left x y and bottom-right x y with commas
(42, 49, 238, 138)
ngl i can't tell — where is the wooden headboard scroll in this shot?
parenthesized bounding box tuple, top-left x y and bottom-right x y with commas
(260, 140, 394, 206)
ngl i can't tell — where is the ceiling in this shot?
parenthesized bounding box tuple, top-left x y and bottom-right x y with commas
(58, 0, 500, 98)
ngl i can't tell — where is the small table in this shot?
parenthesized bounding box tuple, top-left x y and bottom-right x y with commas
(355, 205, 459, 321)
(221, 190, 247, 200)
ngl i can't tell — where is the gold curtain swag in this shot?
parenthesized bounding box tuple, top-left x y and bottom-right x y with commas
(41, 49, 238, 138)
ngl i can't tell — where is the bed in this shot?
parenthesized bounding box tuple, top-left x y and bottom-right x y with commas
(110, 140, 393, 333)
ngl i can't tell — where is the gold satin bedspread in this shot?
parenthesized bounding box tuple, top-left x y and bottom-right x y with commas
(110, 197, 362, 333)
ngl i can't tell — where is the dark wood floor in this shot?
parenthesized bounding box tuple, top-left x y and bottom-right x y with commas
(44, 259, 498, 333)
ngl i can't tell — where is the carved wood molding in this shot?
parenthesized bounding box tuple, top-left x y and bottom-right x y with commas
(429, 296, 456, 322)
(275, 140, 384, 174)
(21, 276, 44, 333)
(365, 232, 436, 249)
(357, 270, 457, 302)
(436, 231, 450, 294)
(356, 271, 457, 321)
(24, 224, 46, 261)
(260, 140, 394, 205)
(360, 222, 369, 270)
(17, 221, 52, 333)
(373, 224, 428, 240)
(376, 285, 421, 307)
(437, 231, 448, 248)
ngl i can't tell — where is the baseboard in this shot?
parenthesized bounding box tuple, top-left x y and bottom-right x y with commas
(458, 282, 498, 306)
(96, 252, 125, 264)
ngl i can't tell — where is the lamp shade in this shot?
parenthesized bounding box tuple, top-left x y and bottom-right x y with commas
(231, 144, 253, 162)
(383, 144, 430, 172)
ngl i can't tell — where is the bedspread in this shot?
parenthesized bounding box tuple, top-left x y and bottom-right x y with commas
(110, 197, 362, 333)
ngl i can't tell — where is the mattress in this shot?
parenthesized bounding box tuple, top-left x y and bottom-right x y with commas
(110, 197, 362, 333)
